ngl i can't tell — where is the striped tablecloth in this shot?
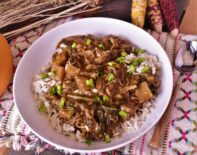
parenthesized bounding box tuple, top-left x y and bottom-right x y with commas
(0, 18, 196, 155)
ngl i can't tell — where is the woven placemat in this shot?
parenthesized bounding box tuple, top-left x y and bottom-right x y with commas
(0, 18, 196, 155)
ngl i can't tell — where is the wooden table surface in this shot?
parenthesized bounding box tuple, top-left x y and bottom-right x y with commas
(0, 0, 186, 154)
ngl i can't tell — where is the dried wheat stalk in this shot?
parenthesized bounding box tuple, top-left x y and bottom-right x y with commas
(0, 0, 103, 40)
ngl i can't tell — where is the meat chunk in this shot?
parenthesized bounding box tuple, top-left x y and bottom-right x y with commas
(65, 64, 80, 78)
(51, 65, 65, 81)
(52, 52, 67, 66)
(135, 82, 153, 103)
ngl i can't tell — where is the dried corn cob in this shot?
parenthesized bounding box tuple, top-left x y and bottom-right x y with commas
(159, 0, 179, 37)
(147, 0, 163, 32)
(131, 0, 147, 28)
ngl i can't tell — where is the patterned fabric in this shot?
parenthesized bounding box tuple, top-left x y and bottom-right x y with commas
(0, 18, 196, 155)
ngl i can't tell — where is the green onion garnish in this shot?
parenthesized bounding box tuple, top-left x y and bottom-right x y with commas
(107, 61, 118, 66)
(141, 65, 149, 73)
(131, 57, 145, 66)
(48, 86, 56, 96)
(56, 84, 63, 95)
(85, 39, 92, 45)
(86, 79, 94, 87)
(116, 56, 126, 64)
(40, 73, 49, 79)
(71, 42, 77, 48)
(107, 73, 115, 82)
(59, 97, 65, 108)
(129, 65, 136, 75)
(38, 102, 47, 113)
(135, 48, 145, 54)
(118, 110, 128, 118)
(103, 95, 109, 103)
(105, 134, 111, 143)
(121, 51, 127, 56)
(85, 139, 92, 146)
(98, 43, 105, 50)
(48, 71, 56, 77)
(94, 96, 103, 104)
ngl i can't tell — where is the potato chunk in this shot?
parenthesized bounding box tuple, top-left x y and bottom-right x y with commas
(135, 82, 153, 103)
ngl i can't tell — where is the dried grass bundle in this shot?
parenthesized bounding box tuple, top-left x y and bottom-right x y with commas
(0, 0, 103, 40)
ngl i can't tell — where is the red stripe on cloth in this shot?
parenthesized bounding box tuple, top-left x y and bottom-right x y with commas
(139, 134, 147, 155)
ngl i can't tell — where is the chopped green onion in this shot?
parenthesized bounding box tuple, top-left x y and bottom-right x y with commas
(131, 57, 145, 66)
(121, 51, 127, 56)
(56, 84, 63, 95)
(48, 71, 56, 77)
(105, 134, 111, 143)
(135, 48, 145, 54)
(48, 86, 56, 96)
(141, 65, 149, 73)
(67, 108, 75, 118)
(107, 61, 118, 66)
(107, 73, 115, 82)
(96, 71, 103, 78)
(86, 79, 94, 87)
(40, 73, 49, 79)
(71, 42, 77, 48)
(118, 110, 128, 118)
(59, 97, 65, 108)
(94, 96, 103, 104)
(98, 43, 105, 50)
(129, 65, 136, 75)
(116, 56, 126, 64)
(103, 95, 109, 103)
(38, 102, 47, 113)
(85, 139, 92, 146)
(85, 39, 92, 45)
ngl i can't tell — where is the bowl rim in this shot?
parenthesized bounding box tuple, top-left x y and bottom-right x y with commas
(13, 17, 173, 153)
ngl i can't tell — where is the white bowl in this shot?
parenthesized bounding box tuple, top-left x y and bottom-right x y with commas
(13, 18, 173, 153)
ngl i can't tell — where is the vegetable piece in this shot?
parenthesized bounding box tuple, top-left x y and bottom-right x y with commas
(121, 51, 127, 56)
(107, 61, 118, 67)
(141, 65, 149, 73)
(38, 102, 47, 113)
(147, 0, 163, 32)
(107, 73, 115, 82)
(71, 42, 77, 48)
(86, 79, 94, 87)
(48, 86, 56, 96)
(98, 43, 105, 50)
(129, 65, 136, 75)
(131, 57, 145, 66)
(159, 0, 179, 37)
(96, 71, 103, 78)
(48, 71, 56, 77)
(40, 73, 49, 79)
(59, 97, 65, 108)
(94, 96, 103, 104)
(67, 94, 93, 102)
(131, 0, 148, 28)
(103, 95, 109, 103)
(105, 134, 111, 143)
(85, 139, 92, 146)
(118, 110, 128, 118)
(85, 39, 92, 45)
(116, 56, 126, 64)
(56, 84, 63, 95)
(135, 48, 145, 54)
